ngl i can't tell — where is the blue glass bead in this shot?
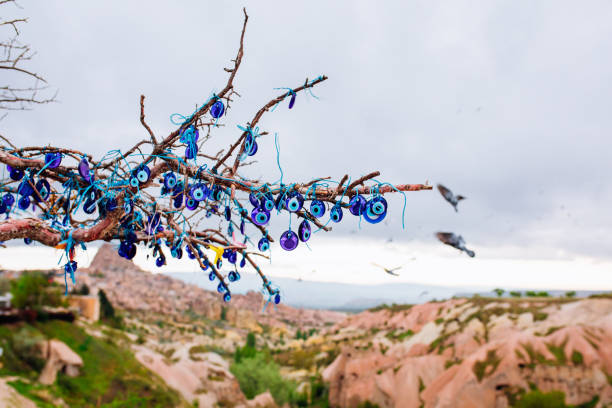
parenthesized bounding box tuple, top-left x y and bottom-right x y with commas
(240, 257, 246, 268)
(274, 293, 281, 304)
(186, 246, 195, 259)
(156, 257, 165, 267)
(228, 271, 237, 282)
(228, 251, 237, 264)
(208, 271, 216, 281)
(349, 195, 366, 216)
(185, 144, 198, 159)
(83, 199, 96, 214)
(164, 172, 177, 189)
(24, 237, 32, 245)
(249, 192, 259, 207)
(190, 184, 206, 201)
(129, 177, 139, 188)
(216, 258, 222, 269)
(251, 207, 270, 226)
(17, 179, 34, 197)
(175, 247, 183, 259)
(217, 282, 226, 293)
(240, 219, 245, 234)
(45, 152, 62, 169)
(78, 158, 91, 183)
(17, 195, 30, 210)
(9, 168, 24, 181)
(258, 237, 270, 252)
(274, 193, 284, 211)
(126, 243, 137, 260)
(106, 197, 117, 212)
(34, 179, 50, 202)
(280, 230, 299, 251)
(363, 196, 388, 224)
(3, 193, 15, 207)
(212, 187, 224, 202)
(136, 166, 150, 184)
(211, 100, 225, 119)
(186, 198, 199, 210)
(223, 292, 231, 302)
(225, 206, 231, 221)
(126, 230, 137, 243)
(285, 192, 304, 213)
(262, 194, 275, 212)
(298, 220, 311, 242)
(248, 141, 258, 156)
(289, 93, 296, 109)
(124, 200, 133, 214)
(173, 194, 183, 209)
(310, 200, 325, 218)
(330, 205, 343, 223)
(223, 249, 231, 259)
(0, 200, 6, 214)
(64, 260, 77, 273)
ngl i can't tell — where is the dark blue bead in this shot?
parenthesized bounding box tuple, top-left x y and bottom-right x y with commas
(258, 237, 270, 252)
(34, 179, 51, 202)
(249, 192, 259, 207)
(280, 230, 299, 251)
(298, 220, 311, 242)
(106, 197, 118, 212)
(217, 282, 226, 293)
(211, 100, 225, 118)
(330, 205, 343, 223)
(78, 158, 91, 183)
(309, 200, 325, 218)
(349, 195, 366, 216)
(363, 196, 388, 224)
(248, 141, 258, 156)
(288, 93, 296, 109)
(3, 194, 15, 207)
(223, 292, 231, 302)
(209, 271, 216, 281)
(24, 237, 32, 245)
(0, 200, 6, 214)
(156, 257, 165, 267)
(186, 198, 199, 210)
(240, 257, 246, 268)
(17, 179, 34, 197)
(17, 195, 30, 210)
(83, 199, 96, 214)
(285, 192, 304, 213)
(251, 207, 270, 226)
(225, 206, 231, 221)
(228, 251, 237, 264)
(164, 172, 177, 189)
(9, 168, 24, 181)
(274, 293, 281, 304)
(45, 152, 62, 168)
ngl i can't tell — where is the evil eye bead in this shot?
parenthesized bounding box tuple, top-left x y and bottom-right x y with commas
(217, 282, 226, 293)
(126, 243, 137, 260)
(175, 247, 183, 259)
(240, 219, 245, 235)
(146, 213, 161, 235)
(363, 196, 388, 224)
(330, 205, 343, 223)
(251, 208, 270, 226)
(136, 166, 150, 183)
(258, 237, 270, 252)
(228, 251, 237, 264)
(224, 206, 231, 221)
(64, 260, 78, 273)
(186, 198, 199, 210)
(298, 220, 311, 242)
(349, 195, 366, 216)
(213, 187, 224, 202)
(262, 194, 275, 211)
(164, 172, 177, 189)
(274, 293, 281, 304)
(208, 271, 216, 281)
(223, 292, 231, 302)
(249, 192, 260, 207)
(229, 271, 241, 282)
(0, 200, 6, 214)
(239, 257, 246, 268)
(173, 193, 183, 209)
(288, 93, 296, 109)
(186, 246, 195, 259)
(35, 179, 51, 201)
(310, 200, 325, 218)
(216, 258, 222, 269)
(185, 144, 198, 160)
(45, 152, 62, 168)
(9, 168, 24, 181)
(17, 195, 30, 210)
(124, 200, 133, 214)
(280, 230, 299, 251)
(129, 177, 139, 188)
(83, 199, 97, 214)
(285, 192, 304, 213)
(78, 158, 91, 183)
(24, 237, 32, 245)
(190, 184, 206, 201)
(210, 100, 225, 119)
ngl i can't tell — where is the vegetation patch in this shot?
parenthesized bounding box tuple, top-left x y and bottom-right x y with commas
(472, 349, 501, 382)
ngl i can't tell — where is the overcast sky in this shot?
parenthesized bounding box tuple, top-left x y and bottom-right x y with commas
(2, 1, 611, 290)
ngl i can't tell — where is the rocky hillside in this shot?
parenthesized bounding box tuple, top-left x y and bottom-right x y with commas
(320, 297, 612, 407)
(83, 243, 345, 330)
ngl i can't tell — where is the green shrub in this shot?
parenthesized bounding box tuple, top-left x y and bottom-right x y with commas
(10, 271, 62, 311)
(515, 390, 567, 408)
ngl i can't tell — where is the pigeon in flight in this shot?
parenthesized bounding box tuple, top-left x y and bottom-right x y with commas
(436, 232, 475, 257)
(371, 263, 402, 276)
(437, 184, 465, 212)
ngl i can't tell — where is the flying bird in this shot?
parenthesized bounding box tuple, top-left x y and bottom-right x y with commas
(437, 184, 465, 212)
(436, 232, 475, 257)
(371, 263, 402, 276)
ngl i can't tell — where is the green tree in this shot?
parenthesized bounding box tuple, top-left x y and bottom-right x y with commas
(98, 289, 115, 318)
(564, 291, 576, 298)
(509, 291, 522, 298)
(493, 288, 505, 297)
(10, 271, 61, 311)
